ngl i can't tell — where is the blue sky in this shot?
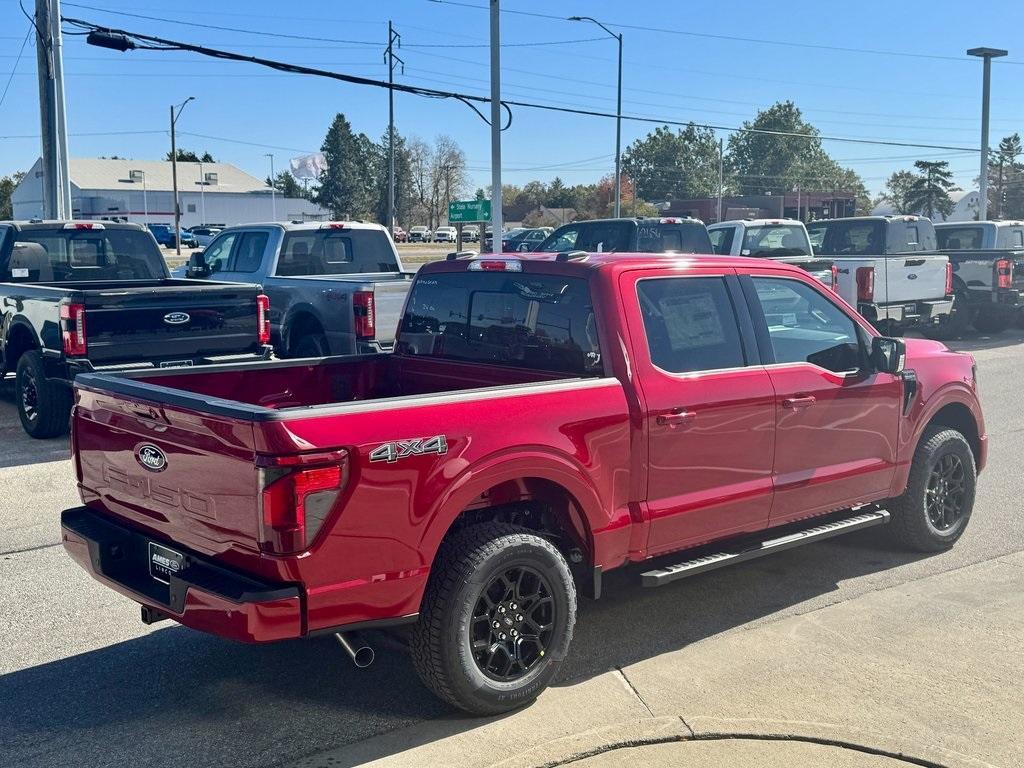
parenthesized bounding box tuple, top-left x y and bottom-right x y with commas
(2, 0, 1023, 197)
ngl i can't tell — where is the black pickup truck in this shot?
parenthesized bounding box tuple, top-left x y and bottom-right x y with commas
(0, 221, 270, 438)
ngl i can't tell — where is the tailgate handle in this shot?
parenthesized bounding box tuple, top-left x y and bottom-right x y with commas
(124, 402, 164, 422)
(903, 258, 926, 267)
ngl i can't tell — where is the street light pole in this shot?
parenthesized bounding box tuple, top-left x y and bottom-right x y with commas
(385, 22, 403, 237)
(142, 171, 148, 221)
(569, 16, 622, 218)
(266, 153, 276, 221)
(967, 47, 1008, 221)
(170, 96, 194, 255)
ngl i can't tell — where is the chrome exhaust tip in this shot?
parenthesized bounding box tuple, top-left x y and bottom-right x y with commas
(334, 632, 375, 668)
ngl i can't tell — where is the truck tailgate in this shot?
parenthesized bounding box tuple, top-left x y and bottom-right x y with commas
(876, 254, 949, 303)
(82, 282, 262, 365)
(73, 385, 261, 559)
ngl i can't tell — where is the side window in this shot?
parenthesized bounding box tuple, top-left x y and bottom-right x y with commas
(1013, 230, 1024, 248)
(229, 231, 269, 273)
(637, 277, 746, 374)
(545, 226, 580, 252)
(752, 277, 861, 373)
(203, 232, 238, 274)
(708, 228, 734, 255)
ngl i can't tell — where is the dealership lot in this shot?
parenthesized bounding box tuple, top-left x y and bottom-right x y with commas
(2, 330, 1023, 767)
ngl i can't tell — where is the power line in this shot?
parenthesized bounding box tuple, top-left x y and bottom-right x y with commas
(427, 0, 1024, 65)
(0, 26, 31, 111)
(63, 18, 984, 154)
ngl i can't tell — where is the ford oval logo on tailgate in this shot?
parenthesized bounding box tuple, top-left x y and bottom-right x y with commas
(907, 273, 918, 280)
(136, 444, 168, 472)
(163, 312, 190, 325)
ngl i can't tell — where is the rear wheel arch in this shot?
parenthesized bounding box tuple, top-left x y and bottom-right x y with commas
(2, 321, 40, 374)
(284, 309, 326, 354)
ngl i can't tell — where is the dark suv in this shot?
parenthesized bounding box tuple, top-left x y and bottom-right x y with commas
(535, 216, 712, 254)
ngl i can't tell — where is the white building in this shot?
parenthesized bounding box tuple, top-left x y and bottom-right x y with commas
(11, 157, 329, 226)
(870, 189, 980, 223)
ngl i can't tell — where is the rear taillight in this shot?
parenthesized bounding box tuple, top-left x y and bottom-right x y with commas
(60, 303, 87, 356)
(256, 294, 271, 344)
(258, 450, 348, 554)
(945, 262, 954, 295)
(995, 258, 1013, 290)
(855, 267, 875, 302)
(830, 265, 839, 292)
(353, 290, 375, 340)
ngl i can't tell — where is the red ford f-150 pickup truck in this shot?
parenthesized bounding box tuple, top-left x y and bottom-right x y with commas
(61, 252, 986, 715)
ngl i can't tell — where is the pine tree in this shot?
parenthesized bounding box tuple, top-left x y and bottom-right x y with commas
(315, 113, 375, 219)
(905, 160, 955, 220)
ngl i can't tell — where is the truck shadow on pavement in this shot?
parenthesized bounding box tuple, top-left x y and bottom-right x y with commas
(0, 385, 70, 469)
(0, 527, 927, 768)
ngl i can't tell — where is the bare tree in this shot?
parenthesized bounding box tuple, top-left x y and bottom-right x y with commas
(408, 138, 434, 227)
(432, 135, 469, 226)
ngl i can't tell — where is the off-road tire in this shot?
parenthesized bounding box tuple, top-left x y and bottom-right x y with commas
(923, 284, 972, 341)
(410, 523, 577, 716)
(16, 350, 72, 439)
(972, 308, 1012, 335)
(290, 333, 329, 359)
(887, 427, 976, 552)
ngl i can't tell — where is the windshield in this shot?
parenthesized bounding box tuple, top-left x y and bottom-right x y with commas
(276, 229, 399, 276)
(809, 220, 885, 256)
(936, 226, 983, 250)
(741, 225, 811, 257)
(397, 270, 601, 376)
(6, 228, 167, 281)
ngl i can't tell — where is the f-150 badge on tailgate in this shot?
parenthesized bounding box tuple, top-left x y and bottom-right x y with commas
(370, 435, 448, 463)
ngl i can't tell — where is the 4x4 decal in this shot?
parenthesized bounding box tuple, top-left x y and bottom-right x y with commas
(369, 435, 449, 463)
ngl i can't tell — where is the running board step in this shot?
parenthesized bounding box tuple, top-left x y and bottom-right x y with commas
(641, 509, 890, 588)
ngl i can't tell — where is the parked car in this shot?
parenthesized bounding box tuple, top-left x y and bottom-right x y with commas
(502, 227, 553, 253)
(179, 221, 413, 357)
(433, 226, 457, 243)
(536, 217, 712, 254)
(807, 216, 953, 335)
(708, 219, 836, 289)
(462, 225, 480, 243)
(146, 223, 197, 248)
(185, 226, 222, 247)
(61, 250, 984, 715)
(933, 220, 1024, 334)
(409, 226, 430, 243)
(0, 220, 270, 437)
(392, 226, 408, 243)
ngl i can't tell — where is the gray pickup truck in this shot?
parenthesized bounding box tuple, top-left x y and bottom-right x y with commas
(180, 221, 414, 357)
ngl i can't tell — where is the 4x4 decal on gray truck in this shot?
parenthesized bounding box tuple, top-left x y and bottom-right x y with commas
(369, 435, 449, 463)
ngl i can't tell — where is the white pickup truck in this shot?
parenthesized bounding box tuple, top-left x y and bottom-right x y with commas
(707, 218, 836, 288)
(807, 216, 953, 333)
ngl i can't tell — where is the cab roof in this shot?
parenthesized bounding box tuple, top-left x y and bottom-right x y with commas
(420, 250, 807, 278)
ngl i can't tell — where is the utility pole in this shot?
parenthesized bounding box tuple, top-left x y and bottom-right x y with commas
(198, 160, 206, 224)
(385, 22, 403, 236)
(170, 96, 194, 255)
(266, 153, 276, 221)
(488, 0, 502, 253)
(996, 156, 1005, 219)
(716, 138, 724, 223)
(967, 47, 1008, 221)
(35, 0, 72, 219)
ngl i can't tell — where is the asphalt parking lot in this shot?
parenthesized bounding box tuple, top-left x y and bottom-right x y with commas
(2, 330, 1023, 768)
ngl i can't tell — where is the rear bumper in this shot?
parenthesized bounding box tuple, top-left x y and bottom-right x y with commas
(860, 298, 953, 325)
(61, 506, 302, 643)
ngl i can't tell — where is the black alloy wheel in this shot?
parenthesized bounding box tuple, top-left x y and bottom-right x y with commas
(926, 453, 967, 532)
(470, 565, 554, 682)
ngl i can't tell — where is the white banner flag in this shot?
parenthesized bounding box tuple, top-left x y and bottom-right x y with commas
(290, 153, 327, 180)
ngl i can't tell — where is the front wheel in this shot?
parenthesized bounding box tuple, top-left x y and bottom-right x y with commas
(886, 427, 976, 552)
(410, 523, 577, 715)
(16, 350, 72, 439)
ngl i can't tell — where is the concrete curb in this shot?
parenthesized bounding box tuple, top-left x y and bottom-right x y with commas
(490, 715, 1001, 768)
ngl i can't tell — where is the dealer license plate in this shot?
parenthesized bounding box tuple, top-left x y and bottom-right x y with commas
(149, 542, 185, 584)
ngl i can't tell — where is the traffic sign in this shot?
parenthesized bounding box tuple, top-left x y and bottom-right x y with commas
(448, 199, 491, 223)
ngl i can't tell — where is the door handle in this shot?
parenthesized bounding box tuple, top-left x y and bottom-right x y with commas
(657, 409, 696, 427)
(782, 395, 816, 409)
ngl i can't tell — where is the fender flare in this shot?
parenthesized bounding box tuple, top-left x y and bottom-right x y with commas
(417, 447, 608, 567)
(1, 316, 42, 372)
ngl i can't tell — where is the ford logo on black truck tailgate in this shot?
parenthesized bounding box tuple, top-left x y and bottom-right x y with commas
(163, 312, 190, 325)
(136, 444, 168, 472)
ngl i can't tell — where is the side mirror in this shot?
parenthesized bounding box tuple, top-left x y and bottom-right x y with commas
(187, 249, 209, 278)
(871, 336, 906, 374)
